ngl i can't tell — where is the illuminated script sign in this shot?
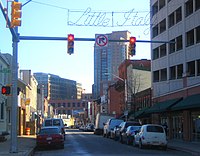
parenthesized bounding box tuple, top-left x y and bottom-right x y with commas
(67, 8, 150, 28)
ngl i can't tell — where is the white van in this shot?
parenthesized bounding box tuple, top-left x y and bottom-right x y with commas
(133, 124, 167, 150)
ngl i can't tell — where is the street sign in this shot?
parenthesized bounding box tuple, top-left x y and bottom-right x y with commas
(95, 34, 108, 47)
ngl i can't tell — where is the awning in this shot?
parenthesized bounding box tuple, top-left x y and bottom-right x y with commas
(145, 98, 182, 114)
(171, 94, 200, 111)
(129, 107, 150, 119)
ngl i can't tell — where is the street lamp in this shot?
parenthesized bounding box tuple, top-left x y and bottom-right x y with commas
(104, 73, 128, 119)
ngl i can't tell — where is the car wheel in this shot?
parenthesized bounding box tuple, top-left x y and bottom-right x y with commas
(139, 140, 143, 149)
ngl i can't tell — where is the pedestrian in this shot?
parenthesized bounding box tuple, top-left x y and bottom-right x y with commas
(163, 122, 168, 136)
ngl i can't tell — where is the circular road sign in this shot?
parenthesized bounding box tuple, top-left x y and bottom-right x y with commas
(96, 34, 108, 47)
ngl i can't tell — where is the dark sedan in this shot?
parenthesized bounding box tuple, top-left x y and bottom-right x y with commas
(36, 126, 64, 149)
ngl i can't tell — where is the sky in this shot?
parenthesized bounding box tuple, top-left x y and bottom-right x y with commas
(0, 0, 151, 93)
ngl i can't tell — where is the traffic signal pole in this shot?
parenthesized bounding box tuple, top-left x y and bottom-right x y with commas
(0, 0, 19, 153)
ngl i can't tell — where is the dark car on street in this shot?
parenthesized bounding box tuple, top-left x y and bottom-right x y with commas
(36, 126, 64, 149)
(122, 125, 141, 145)
(115, 121, 141, 143)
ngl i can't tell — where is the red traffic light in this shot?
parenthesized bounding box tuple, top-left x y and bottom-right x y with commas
(130, 37, 136, 44)
(68, 34, 74, 41)
(1, 86, 11, 95)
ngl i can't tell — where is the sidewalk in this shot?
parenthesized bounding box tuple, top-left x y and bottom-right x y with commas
(0, 135, 200, 156)
(0, 135, 36, 156)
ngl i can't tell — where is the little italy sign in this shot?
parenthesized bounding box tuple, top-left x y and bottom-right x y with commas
(67, 8, 150, 28)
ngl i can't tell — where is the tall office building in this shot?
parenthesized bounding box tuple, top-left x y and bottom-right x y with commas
(34, 72, 77, 100)
(150, 0, 200, 141)
(93, 30, 131, 99)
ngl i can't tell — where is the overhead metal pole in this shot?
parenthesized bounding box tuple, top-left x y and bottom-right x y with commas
(11, 0, 19, 153)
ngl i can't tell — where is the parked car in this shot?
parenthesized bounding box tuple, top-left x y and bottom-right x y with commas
(115, 121, 141, 143)
(133, 124, 167, 150)
(42, 118, 65, 140)
(85, 123, 95, 132)
(36, 126, 64, 149)
(122, 125, 141, 145)
(103, 118, 124, 138)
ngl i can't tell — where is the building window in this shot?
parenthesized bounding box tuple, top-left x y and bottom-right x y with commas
(187, 61, 195, 76)
(0, 102, 4, 120)
(170, 66, 176, 80)
(196, 26, 200, 43)
(176, 7, 182, 23)
(152, 1, 158, 16)
(58, 103, 61, 107)
(160, 19, 166, 33)
(82, 102, 85, 107)
(152, 24, 158, 38)
(73, 102, 76, 107)
(159, 0, 165, 10)
(169, 39, 175, 54)
(161, 68, 167, 81)
(185, 0, 193, 17)
(62, 103, 66, 107)
(176, 35, 183, 51)
(77, 102, 80, 107)
(195, 0, 200, 11)
(153, 70, 159, 82)
(186, 29, 194, 46)
(67, 102, 71, 107)
(177, 64, 183, 79)
(153, 47, 159, 60)
(160, 44, 166, 57)
(168, 12, 174, 28)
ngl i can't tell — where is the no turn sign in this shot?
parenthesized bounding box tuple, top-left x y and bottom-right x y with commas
(95, 34, 108, 47)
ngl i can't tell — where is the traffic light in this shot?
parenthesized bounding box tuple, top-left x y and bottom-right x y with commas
(67, 34, 74, 55)
(11, 1, 22, 28)
(1, 86, 11, 95)
(129, 37, 136, 56)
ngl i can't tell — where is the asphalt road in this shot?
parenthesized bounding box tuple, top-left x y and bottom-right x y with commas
(34, 129, 191, 156)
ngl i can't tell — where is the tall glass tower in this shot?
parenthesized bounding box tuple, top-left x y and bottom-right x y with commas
(93, 30, 131, 99)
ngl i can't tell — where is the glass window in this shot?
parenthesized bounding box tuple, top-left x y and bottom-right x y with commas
(68, 102, 71, 107)
(197, 59, 200, 76)
(170, 66, 176, 80)
(177, 64, 183, 79)
(160, 44, 166, 57)
(195, 0, 200, 11)
(187, 61, 195, 76)
(176, 7, 182, 23)
(186, 29, 194, 46)
(176, 35, 183, 51)
(152, 24, 158, 38)
(153, 70, 159, 82)
(159, 0, 165, 10)
(168, 12, 174, 28)
(196, 26, 200, 43)
(160, 19, 166, 33)
(147, 125, 164, 133)
(152, 1, 158, 17)
(153, 47, 159, 60)
(169, 39, 175, 54)
(185, 0, 193, 17)
(161, 68, 167, 81)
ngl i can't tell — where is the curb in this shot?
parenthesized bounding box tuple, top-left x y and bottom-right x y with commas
(168, 146, 200, 156)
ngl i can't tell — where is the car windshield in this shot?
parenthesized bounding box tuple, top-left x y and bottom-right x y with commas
(147, 125, 164, 133)
(39, 128, 60, 135)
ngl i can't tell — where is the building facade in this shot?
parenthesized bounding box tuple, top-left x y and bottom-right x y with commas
(150, 0, 200, 141)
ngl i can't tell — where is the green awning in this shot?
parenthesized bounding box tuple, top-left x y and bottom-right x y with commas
(145, 98, 182, 114)
(171, 94, 200, 111)
(129, 107, 150, 119)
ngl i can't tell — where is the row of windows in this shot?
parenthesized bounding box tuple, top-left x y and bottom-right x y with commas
(152, 0, 200, 38)
(152, 25, 200, 60)
(153, 59, 200, 82)
(51, 102, 86, 108)
(152, 0, 200, 18)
